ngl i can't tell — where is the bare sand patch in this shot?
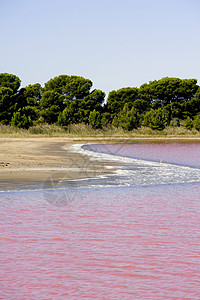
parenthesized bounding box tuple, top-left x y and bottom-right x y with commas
(0, 137, 112, 190)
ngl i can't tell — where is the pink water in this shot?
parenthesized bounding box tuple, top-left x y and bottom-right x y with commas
(84, 142, 200, 168)
(1, 143, 200, 299)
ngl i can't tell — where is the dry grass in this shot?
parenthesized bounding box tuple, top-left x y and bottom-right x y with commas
(0, 123, 200, 138)
(0, 123, 66, 137)
(133, 126, 200, 136)
(0, 123, 127, 138)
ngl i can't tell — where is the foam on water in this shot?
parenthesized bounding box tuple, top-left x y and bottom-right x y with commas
(1, 143, 200, 193)
(69, 143, 200, 187)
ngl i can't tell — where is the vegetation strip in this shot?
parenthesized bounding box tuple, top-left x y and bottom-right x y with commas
(0, 73, 200, 135)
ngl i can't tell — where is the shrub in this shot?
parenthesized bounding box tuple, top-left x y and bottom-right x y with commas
(11, 110, 33, 129)
(183, 117, 193, 129)
(88, 109, 102, 129)
(142, 108, 167, 130)
(193, 115, 200, 131)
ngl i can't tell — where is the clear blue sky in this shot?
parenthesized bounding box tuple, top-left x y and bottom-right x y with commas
(1, 0, 200, 96)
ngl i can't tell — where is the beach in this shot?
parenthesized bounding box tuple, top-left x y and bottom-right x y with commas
(1, 136, 200, 191)
(0, 137, 200, 189)
(0, 137, 115, 191)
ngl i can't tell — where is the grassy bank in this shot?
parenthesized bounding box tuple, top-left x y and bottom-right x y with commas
(1, 123, 200, 140)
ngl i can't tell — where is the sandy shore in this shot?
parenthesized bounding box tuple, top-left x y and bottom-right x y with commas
(1, 136, 200, 191)
(0, 137, 115, 191)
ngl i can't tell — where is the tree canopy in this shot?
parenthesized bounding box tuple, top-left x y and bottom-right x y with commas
(139, 77, 198, 105)
(40, 75, 105, 124)
(0, 73, 199, 131)
(106, 87, 139, 114)
(0, 73, 21, 94)
(107, 77, 200, 130)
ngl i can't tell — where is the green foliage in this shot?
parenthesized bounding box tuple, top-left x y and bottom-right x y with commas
(132, 98, 150, 114)
(43, 75, 93, 101)
(193, 115, 200, 131)
(23, 105, 39, 121)
(118, 103, 140, 131)
(0, 73, 200, 134)
(11, 109, 33, 129)
(168, 118, 180, 127)
(89, 110, 102, 129)
(101, 112, 112, 127)
(112, 115, 120, 128)
(42, 75, 105, 125)
(23, 83, 42, 106)
(195, 87, 200, 100)
(142, 108, 167, 130)
(181, 98, 200, 118)
(163, 104, 173, 125)
(83, 89, 105, 110)
(40, 105, 62, 124)
(183, 117, 193, 129)
(0, 73, 21, 94)
(0, 87, 14, 124)
(139, 77, 198, 105)
(40, 90, 65, 123)
(106, 77, 199, 128)
(0, 73, 21, 124)
(57, 103, 91, 126)
(13, 85, 41, 125)
(57, 106, 74, 126)
(107, 87, 139, 114)
(0, 74, 42, 127)
(40, 90, 65, 109)
(176, 119, 180, 127)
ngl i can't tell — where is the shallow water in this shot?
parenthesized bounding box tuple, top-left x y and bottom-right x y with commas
(1, 143, 200, 299)
(72, 143, 200, 188)
(83, 142, 200, 168)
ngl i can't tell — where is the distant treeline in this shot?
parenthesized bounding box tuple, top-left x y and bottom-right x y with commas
(0, 73, 200, 131)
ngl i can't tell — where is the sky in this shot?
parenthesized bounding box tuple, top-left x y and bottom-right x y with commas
(1, 0, 200, 96)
